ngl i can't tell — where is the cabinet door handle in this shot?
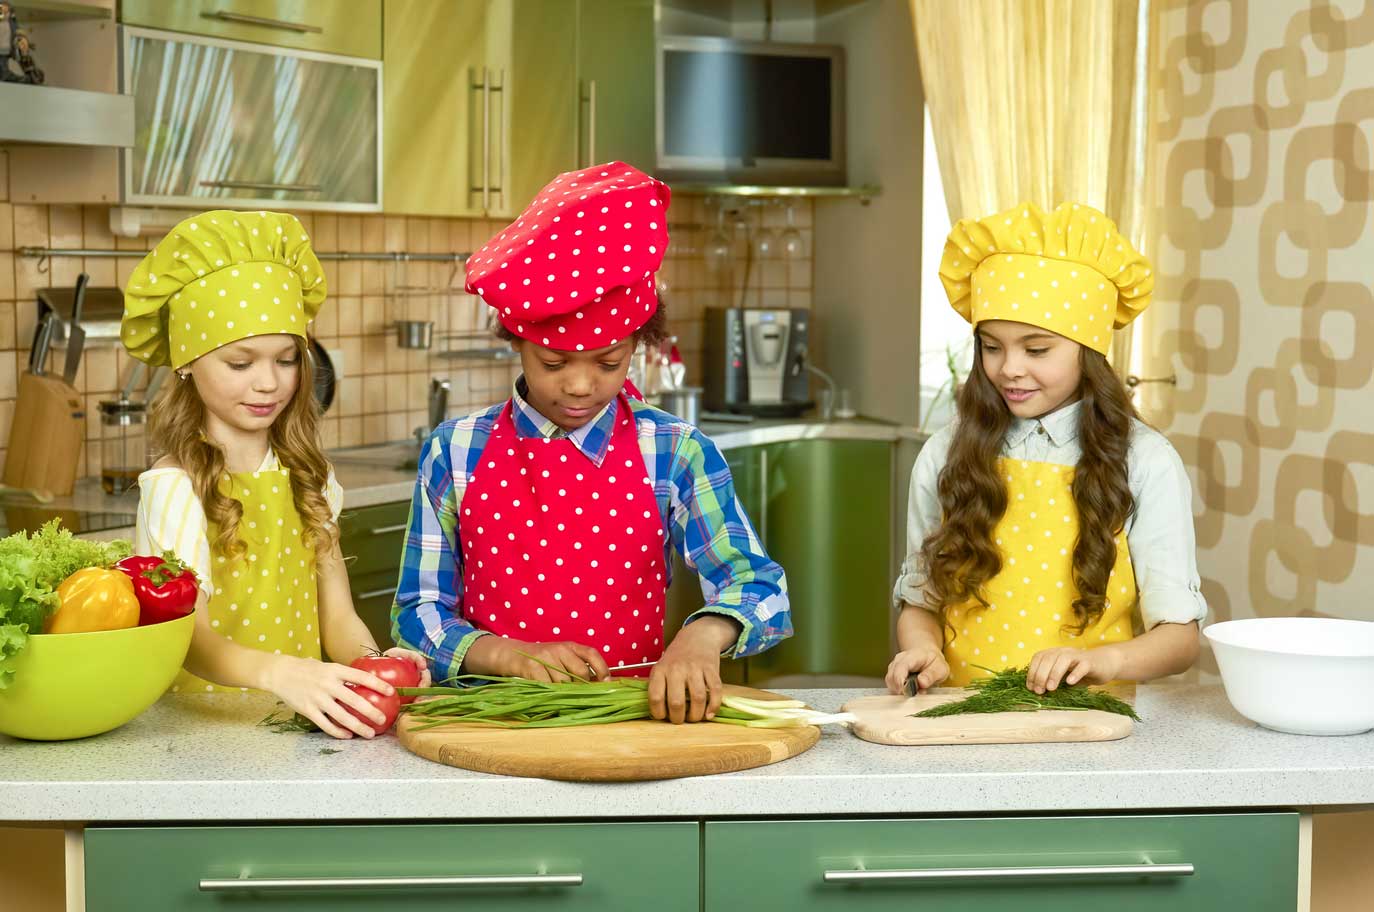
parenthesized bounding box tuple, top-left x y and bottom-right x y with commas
(757, 447, 769, 542)
(355, 587, 395, 601)
(367, 523, 408, 536)
(199, 179, 322, 193)
(469, 67, 487, 205)
(470, 67, 491, 210)
(200, 873, 585, 892)
(488, 68, 505, 206)
(823, 862, 1195, 884)
(581, 78, 598, 167)
(201, 10, 323, 34)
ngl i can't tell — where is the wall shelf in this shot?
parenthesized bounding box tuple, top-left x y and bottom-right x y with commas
(670, 183, 881, 203)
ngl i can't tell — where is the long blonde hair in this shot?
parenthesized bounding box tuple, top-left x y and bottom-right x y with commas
(148, 337, 337, 564)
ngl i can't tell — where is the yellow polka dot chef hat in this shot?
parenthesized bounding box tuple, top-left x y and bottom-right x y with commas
(938, 201, 1154, 356)
(121, 210, 327, 369)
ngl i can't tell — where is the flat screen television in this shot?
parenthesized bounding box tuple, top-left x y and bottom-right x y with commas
(656, 36, 846, 186)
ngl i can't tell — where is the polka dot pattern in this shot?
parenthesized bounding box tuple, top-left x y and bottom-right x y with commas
(464, 162, 670, 351)
(121, 209, 326, 369)
(941, 457, 1137, 687)
(171, 465, 323, 693)
(937, 201, 1154, 357)
(459, 396, 668, 670)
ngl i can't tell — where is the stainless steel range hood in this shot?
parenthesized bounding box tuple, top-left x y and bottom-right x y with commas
(0, 82, 134, 148)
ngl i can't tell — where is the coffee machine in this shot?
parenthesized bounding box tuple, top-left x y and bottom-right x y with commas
(702, 307, 812, 417)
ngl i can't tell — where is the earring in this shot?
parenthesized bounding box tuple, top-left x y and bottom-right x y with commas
(178, 371, 190, 381)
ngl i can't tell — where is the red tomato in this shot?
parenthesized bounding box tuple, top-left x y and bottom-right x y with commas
(341, 683, 401, 735)
(351, 655, 423, 705)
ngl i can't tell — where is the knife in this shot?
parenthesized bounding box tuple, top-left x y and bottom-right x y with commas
(62, 273, 89, 387)
(29, 310, 54, 375)
(902, 674, 919, 698)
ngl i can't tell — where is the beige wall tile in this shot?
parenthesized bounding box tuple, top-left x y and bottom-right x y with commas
(49, 206, 82, 249)
(13, 205, 46, 248)
(0, 202, 12, 251)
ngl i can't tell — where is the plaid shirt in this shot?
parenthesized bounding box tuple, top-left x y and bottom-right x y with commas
(391, 384, 792, 682)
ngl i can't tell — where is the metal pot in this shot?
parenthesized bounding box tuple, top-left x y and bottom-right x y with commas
(394, 320, 434, 350)
(653, 387, 703, 425)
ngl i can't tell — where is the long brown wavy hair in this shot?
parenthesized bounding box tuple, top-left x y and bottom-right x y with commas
(920, 337, 1140, 636)
(148, 336, 337, 565)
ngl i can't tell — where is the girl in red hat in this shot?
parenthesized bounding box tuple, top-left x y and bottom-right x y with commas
(393, 163, 791, 723)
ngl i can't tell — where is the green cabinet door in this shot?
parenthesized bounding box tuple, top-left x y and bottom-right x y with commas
(576, 0, 657, 171)
(382, 0, 492, 216)
(339, 500, 408, 648)
(706, 814, 1299, 912)
(86, 822, 699, 911)
(749, 439, 893, 681)
(121, 0, 382, 59)
(500, 0, 580, 216)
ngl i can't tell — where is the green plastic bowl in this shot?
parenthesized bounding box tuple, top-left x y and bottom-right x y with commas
(0, 613, 194, 741)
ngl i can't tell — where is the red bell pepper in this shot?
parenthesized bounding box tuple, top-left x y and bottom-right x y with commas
(115, 552, 199, 626)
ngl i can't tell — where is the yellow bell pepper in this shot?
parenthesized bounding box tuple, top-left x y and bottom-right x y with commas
(44, 568, 140, 634)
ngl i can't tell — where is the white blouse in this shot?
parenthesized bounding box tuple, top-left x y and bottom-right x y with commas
(135, 448, 343, 599)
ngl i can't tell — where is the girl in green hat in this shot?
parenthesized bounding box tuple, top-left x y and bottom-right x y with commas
(122, 210, 429, 738)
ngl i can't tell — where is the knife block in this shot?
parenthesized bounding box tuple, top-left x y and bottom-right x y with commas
(4, 372, 86, 496)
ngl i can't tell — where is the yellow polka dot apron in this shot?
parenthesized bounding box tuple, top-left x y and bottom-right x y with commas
(171, 468, 320, 693)
(942, 459, 1137, 686)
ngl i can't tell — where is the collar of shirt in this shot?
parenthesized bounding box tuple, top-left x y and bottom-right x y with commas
(1005, 399, 1083, 448)
(510, 376, 617, 466)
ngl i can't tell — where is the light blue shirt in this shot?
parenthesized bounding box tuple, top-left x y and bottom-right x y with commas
(894, 401, 1208, 630)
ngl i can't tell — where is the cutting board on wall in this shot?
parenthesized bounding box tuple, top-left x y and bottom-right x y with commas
(397, 684, 820, 781)
(842, 689, 1134, 746)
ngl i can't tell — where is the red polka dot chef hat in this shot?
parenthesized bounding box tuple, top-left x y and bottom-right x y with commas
(464, 161, 671, 352)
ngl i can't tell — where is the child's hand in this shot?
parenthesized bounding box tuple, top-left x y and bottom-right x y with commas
(1026, 646, 1124, 694)
(266, 655, 396, 740)
(650, 617, 736, 724)
(381, 646, 432, 688)
(470, 636, 612, 683)
(885, 647, 949, 695)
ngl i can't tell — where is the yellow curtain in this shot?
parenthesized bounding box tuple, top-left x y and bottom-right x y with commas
(911, 0, 1159, 373)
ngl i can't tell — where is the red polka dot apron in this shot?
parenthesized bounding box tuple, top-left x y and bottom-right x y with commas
(460, 392, 668, 670)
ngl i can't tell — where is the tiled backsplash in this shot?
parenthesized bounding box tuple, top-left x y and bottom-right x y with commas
(0, 150, 814, 481)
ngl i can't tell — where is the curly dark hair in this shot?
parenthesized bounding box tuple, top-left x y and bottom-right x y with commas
(919, 337, 1140, 637)
(492, 297, 668, 349)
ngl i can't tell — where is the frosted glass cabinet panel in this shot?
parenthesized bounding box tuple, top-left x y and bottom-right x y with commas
(122, 27, 382, 211)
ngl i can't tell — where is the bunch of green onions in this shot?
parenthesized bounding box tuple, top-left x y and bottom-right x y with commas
(398, 674, 855, 731)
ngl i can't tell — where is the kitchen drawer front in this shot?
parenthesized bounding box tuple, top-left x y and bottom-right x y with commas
(86, 822, 699, 911)
(339, 501, 410, 577)
(120, 0, 382, 59)
(705, 814, 1298, 911)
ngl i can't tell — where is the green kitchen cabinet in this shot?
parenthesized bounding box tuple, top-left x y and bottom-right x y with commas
(665, 437, 893, 684)
(705, 814, 1300, 911)
(383, 0, 503, 217)
(750, 438, 893, 681)
(502, 0, 580, 217)
(85, 822, 700, 911)
(120, 0, 382, 59)
(338, 500, 409, 648)
(575, 0, 657, 172)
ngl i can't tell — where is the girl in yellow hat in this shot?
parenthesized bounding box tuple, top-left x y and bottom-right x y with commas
(888, 202, 1205, 695)
(122, 210, 428, 737)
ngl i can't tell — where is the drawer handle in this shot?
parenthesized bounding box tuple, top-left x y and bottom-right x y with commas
(824, 863, 1195, 883)
(200, 873, 584, 892)
(366, 523, 409, 536)
(201, 10, 323, 34)
(200, 179, 324, 193)
(355, 587, 395, 601)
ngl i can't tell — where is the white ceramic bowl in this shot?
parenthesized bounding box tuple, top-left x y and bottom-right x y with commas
(1204, 617, 1374, 736)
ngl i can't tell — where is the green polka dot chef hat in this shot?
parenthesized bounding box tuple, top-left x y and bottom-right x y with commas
(121, 210, 327, 369)
(938, 201, 1154, 356)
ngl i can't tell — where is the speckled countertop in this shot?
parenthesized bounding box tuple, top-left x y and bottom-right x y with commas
(3, 684, 1371, 823)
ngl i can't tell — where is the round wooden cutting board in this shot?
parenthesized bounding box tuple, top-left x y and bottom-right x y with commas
(397, 684, 820, 781)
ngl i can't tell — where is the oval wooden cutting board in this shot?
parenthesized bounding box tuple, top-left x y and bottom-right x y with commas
(843, 689, 1133, 745)
(398, 684, 820, 781)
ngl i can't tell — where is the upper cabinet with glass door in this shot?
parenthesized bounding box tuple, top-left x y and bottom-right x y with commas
(121, 28, 382, 211)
